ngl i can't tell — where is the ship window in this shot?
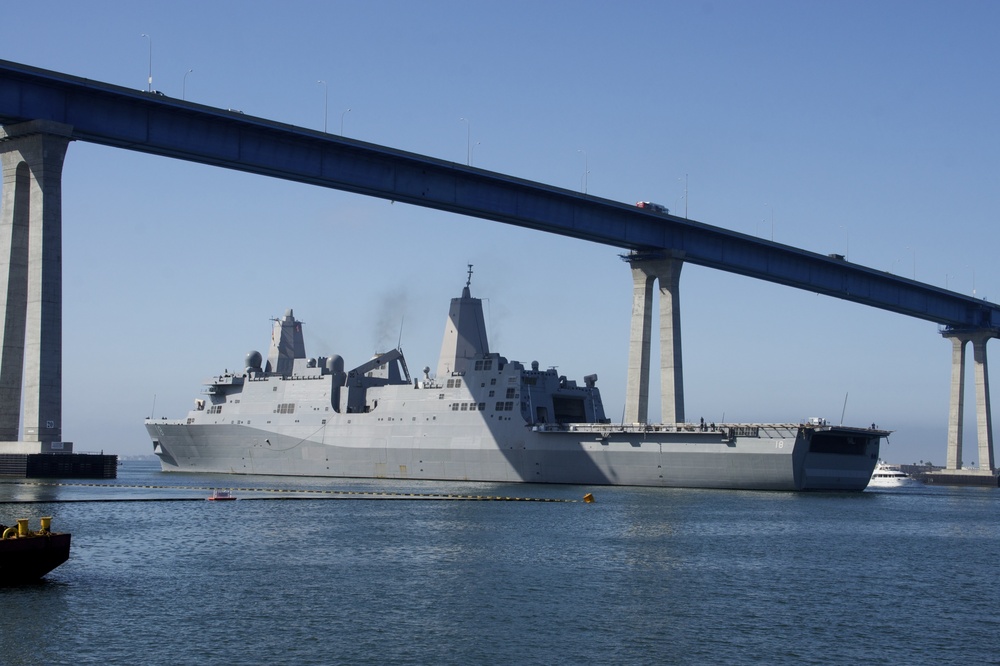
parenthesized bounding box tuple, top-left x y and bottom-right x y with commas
(553, 396, 585, 423)
(439, 394, 445, 400)
(490, 378, 497, 385)
(504, 401, 513, 411)
(475, 360, 483, 371)
(461, 403, 468, 411)
(276, 403, 295, 414)
(455, 379, 462, 388)
(452, 403, 459, 411)
(484, 360, 493, 370)
(447, 379, 455, 388)
(810, 434, 867, 455)
(489, 390, 495, 397)
(506, 388, 517, 399)
(478, 402, 486, 411)
(495, 402, 504, 411)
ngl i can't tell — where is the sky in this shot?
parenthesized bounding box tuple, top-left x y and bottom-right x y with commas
(3, 0, 999, 465)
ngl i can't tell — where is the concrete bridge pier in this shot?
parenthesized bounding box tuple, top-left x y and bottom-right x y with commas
(0, 120, 73, 452)
(623, 251, 685, 425)
(941, 328, 997, 474)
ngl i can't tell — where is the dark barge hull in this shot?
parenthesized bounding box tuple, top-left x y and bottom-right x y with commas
(0, 533, 71, 584)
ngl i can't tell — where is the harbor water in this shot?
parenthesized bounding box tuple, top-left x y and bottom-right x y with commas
(1, 461, 998, 665)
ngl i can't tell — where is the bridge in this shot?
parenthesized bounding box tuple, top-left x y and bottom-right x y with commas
(0, 59, 994, 478)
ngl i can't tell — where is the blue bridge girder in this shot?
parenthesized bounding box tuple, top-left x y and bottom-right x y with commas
(1, 58, 996, 330)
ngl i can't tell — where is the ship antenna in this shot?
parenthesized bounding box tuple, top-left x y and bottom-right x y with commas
(840, 392, 849, 425)
(466, 263, 473, 288)
(397, 315, 405, 350)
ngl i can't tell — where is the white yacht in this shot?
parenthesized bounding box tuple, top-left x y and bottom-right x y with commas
(868, 461, 915, 488)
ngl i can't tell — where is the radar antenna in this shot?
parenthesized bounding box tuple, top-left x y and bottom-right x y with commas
(466, 263, 474, 288)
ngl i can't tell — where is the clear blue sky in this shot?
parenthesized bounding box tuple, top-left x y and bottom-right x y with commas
(5, 1, 999, 464)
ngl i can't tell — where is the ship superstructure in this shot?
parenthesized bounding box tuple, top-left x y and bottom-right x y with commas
(147, 271, 887, 490)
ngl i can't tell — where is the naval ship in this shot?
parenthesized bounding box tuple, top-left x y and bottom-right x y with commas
(146, 273, 887, 490)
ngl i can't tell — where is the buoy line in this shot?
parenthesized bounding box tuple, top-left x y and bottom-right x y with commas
(2, 481, 590, 503)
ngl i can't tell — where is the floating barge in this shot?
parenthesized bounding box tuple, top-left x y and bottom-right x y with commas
(0, 517, 71, 585)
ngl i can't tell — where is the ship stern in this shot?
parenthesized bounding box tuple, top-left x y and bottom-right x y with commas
(796, 425, 885, 491)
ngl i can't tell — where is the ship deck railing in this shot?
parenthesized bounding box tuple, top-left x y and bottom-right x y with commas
(529, 423, 804, 436)
(531, 422, 888, 438)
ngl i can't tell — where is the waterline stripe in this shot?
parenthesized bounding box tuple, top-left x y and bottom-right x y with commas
(2, 481, 585, 503)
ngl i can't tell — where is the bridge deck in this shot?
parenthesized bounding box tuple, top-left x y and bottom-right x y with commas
(0, 58, 996, 329)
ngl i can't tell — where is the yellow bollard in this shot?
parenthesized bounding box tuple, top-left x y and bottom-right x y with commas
(17, 518, 29, 536)
(583, 493, 595, 503)
(40, 516, 52, 532)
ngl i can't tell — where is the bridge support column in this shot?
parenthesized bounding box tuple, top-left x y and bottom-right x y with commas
(971, 333, 996, 472)
(941, 329, 997, 473)
(624, 264, 654, 423)
(0, 121, 73, 448)
(624, 252, 685, 424)
(944, 335, 966, 470)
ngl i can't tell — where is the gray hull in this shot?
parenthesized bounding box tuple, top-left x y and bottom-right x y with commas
(146, 413, 881, 491)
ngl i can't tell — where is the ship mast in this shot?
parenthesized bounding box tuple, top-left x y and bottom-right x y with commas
(437, 264, 489, 376)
